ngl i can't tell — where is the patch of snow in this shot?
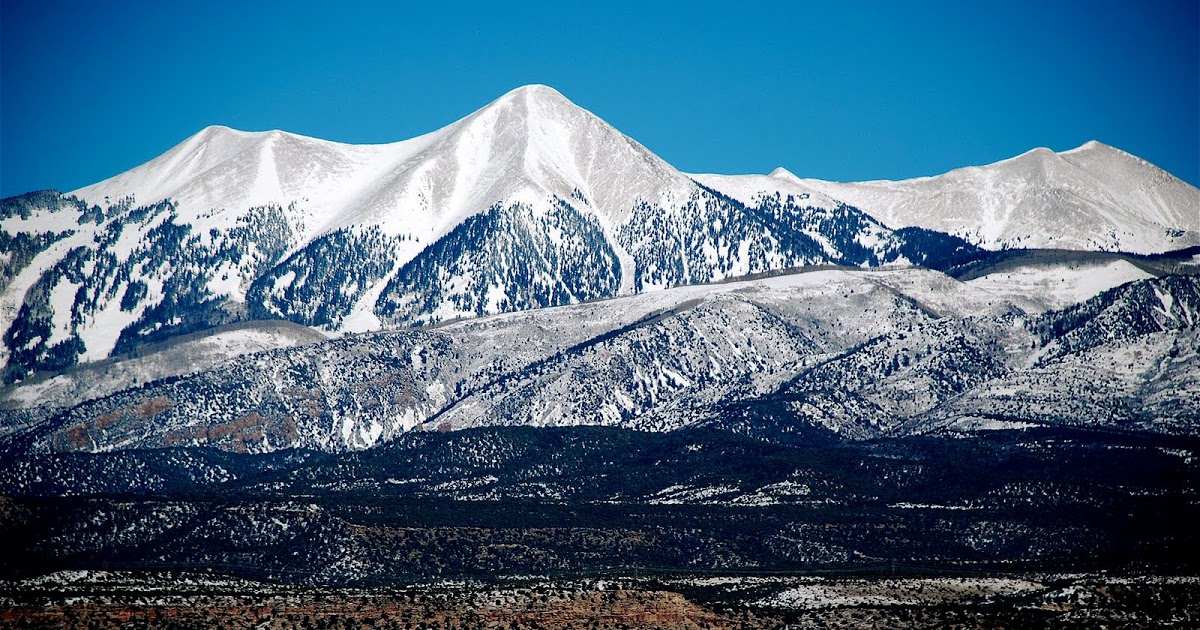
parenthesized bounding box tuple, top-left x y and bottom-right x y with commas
(79, 291, 138, 362)
(967, 259, 1153, 312)
(47, 279, 80, 347)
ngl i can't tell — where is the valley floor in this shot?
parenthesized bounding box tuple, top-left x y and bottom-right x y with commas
(3, 571, 1197, 629)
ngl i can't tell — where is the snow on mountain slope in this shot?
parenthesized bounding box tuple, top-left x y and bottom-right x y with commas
(9, 267, 1196, 455)
(964, 258, 1154, 312)
(0, 321, 325, 419)
(790, 141, 1199, 253)
(57, 85, 705, 326)
(327, 84, 696, 240)
(71, 126, 428, 243)
(422, 266, 1035, 435)
(0, 267, 1034, 452)
(907, 281, 1200, 438)
(691, 168, 843, 210)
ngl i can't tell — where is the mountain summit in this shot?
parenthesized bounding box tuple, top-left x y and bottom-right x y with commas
(346, 84, 694, 232)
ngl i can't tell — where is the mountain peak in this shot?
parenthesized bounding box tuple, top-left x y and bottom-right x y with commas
(502, 83, 567, 100)
(1058, 139, 1139, 164)
(187, 124, 290, 144)
(195, 123, 240, 137)
(188, 125, 313, 145)
(377, 83, 693, 232)
(482, 84, 578, 121)
(769, 167, 799, 181)
(1064, 139, 1108, 154)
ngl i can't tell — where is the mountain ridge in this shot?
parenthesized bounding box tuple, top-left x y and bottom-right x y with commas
(781, 140, 1198, 253)
(69, 85, 691, 250)
(6, 264, 1195, 455)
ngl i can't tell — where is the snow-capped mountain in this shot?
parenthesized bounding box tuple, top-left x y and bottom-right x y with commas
(782, 141, 1199, 253)
(2, 85, 954, 382)
(71, 85, 693, 278)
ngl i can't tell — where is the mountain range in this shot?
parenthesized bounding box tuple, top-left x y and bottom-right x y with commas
(1, 84, 1198, 455)
(3, 85, 1200, 598)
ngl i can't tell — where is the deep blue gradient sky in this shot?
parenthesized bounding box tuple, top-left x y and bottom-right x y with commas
(2, 1, 1197, 197)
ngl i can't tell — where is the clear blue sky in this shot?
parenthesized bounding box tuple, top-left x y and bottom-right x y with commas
(2, 0, 1197, 197)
